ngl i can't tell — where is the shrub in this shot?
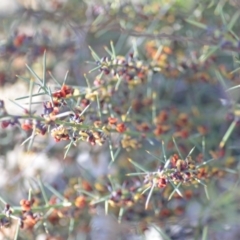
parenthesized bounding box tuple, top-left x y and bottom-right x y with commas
(0, 0, 240, 239)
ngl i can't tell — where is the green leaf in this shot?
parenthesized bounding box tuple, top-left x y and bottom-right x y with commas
(110, 41, 116, 58)
(199, 46, 218, 63)
(44, 183, 66, 201)
(145, 180, 156, 209)
(146, 150, 165, 163)
(89, 46, 101, 61)
(26, 64, 43, 86)
(202, 226, 208, 240)
(219, 120, 237, 148)
(227, 11, 240, 31)
(38, 177, 49, 206)
(42, 50, 47, 88)
(152, 224, 172, 240)
(172, 137, 183, 159)
(185, 19, 207, 29)
(63, 70, 69, 86)
(128, 158, 148, 172)
(168, 182, 183, 200)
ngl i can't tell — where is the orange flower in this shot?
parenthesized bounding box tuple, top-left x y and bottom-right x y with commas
(170, 154, 179, 167)
(155, 110, 168, 124)
(13, 34, 27, 47)
(174, 129, 189, 139)
(82, 181, 93, 191)
(47, 209, 60, 225)
(163, 46, 173, 55)
(197, 167, 208, 179)
(176, 159, 187, 171)
(108, 117, 118, 125)
(75, 196, 87, 208)
(20, 199, 33, 211)
(175, 206, 184, 215)
(21, 120, 33, 131)
(157, 177, 167, 188)
(160, 208, 171, 217)
(52, 84, 74, 99)
(116, 123, 127, 133)
(51, 125, 69, 142)
(1, 120, 9, 128)
(153, 125, 170, 136)
(136, 122, 150, 132)
(21, 212, 39, 230)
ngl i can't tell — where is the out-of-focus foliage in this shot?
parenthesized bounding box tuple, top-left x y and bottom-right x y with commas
(0, 0, 240, 239)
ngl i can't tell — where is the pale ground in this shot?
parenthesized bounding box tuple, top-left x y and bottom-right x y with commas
(0, 1, 20, 16)
(0, 0, 68, 15)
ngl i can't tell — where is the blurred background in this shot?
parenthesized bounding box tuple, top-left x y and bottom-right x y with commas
(1, 0, 240, 239)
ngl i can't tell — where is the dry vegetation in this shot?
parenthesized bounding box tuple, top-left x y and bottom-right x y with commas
(0, 0, 240, 239)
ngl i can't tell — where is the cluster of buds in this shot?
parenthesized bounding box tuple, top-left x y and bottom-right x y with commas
(47, 197, 64, 225)
(152, 109, 205, 139)
(41, 85, 75, 123)
(1, 117, 20, 129)
(0, 204, 12, 228)
(121, 135, 142, 151)
(46, 196, 73, 226)
(145, 43, 172, 68)
(154, 110, 172, 137)
(13, 33, 33, 48)
(52, 84, 74, 99)
(75, 195, 87, 209)
(6, 83, 110, 146)
(108, 189, 135, 208)
(144, 154, 209, 191)
(0, 99, 47, 134)
(107, 117, 127, 133)
(168, 154, 209, 184)
(79, 130, 106, 146)
(19, 199, 40, 230)
(178, 55, 216, 75)
(131, 97, 152, 113)
(97, 54, 149, 84)
(144, 42, 234, 85)
(51, 125, 70, 142)
(85, 178, 144, 209)
(21, 119, 47, 135)
(42, 101, 60, 122)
